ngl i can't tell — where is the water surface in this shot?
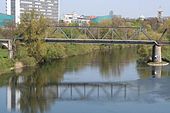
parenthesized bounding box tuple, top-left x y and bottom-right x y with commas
(0, 47, 170, 113)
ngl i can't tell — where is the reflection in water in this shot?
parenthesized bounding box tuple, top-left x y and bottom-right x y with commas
(1, 47, 170, 113)
(137, 63, 170, 79)
(7, 77, 170, 113)
(95, 47, 137, 77)
(152, 66, 162, 78)
(6, 47, 138, 113)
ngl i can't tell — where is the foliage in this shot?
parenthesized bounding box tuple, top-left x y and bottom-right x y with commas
(162, 46, 170, 60)
(0, 28, 15, 39)
(164, 19, 170, 40)
(0, 57, 13, 74)
(1, 11, 170, 69)
(0, 48, 13, 74)
(16, 11, 50, 63)
(0, 48, 8, 58)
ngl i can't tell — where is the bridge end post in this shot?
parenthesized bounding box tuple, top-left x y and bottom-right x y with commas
(152, 45, 162, 63)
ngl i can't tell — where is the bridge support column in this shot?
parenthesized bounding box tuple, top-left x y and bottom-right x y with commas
(8, 40, 13, 59)
(152, 45, 162, 63)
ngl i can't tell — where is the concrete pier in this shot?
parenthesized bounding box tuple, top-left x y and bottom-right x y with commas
(8, 40, 13, 59)
(148, 45, 169, 66)
(152, 45, 162, 62)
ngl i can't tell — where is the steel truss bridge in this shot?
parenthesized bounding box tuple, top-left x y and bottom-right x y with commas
(1, 26, 170, 59)
(45, 26, 170, 45)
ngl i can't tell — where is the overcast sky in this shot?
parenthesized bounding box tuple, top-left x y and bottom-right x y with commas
(1, 0, 170, 18)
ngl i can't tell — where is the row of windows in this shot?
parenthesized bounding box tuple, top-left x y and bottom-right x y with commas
(8, 0, 59, 21)
(20, 7, 58, 12)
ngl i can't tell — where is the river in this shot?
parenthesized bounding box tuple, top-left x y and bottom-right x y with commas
(0, 47, 170, 113)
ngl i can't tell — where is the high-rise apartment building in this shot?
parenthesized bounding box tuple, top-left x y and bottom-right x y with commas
(6, 0, 59, 23)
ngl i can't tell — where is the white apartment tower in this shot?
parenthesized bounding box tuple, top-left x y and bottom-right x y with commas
(6, 0, 59, 23)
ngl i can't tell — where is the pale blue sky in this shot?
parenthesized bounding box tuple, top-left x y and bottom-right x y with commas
(0, 0, 170, 18)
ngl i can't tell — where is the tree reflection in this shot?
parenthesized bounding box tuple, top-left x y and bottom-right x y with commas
(95, 46, 137, 77)
(6, 47, 138, 113)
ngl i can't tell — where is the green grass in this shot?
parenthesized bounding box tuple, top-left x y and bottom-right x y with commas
(0, 48, 13, 74)
(0, 48, 8, 58)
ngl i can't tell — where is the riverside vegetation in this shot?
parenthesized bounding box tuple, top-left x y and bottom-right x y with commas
(0, 11, 170, 74)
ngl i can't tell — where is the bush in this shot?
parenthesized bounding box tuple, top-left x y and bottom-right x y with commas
(20, 56, 36, 66)
(15, 44, 37, 66)
(0, 57, 13, 74)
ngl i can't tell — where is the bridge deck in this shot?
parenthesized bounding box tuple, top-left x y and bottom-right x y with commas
(0, 39, 11, 43)
(45, 38, 158, 45)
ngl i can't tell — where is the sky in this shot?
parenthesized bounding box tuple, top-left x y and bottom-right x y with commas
(0, 0, 170, 18)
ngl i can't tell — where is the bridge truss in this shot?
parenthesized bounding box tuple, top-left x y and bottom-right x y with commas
(44, 26, 170, 45)
(51, 26, 151, 40)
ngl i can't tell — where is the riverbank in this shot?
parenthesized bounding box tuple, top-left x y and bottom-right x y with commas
(0, 44, 130, 75)
(0, 48, 13, 75)
(0, 44, 169, 75)
(0, 58, 13, 75)
(0, 43, 101, 75)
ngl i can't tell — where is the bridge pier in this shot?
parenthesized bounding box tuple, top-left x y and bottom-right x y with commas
(152, 45, 162, 63)
(8, 40, 13, 59)
(148, 44, 169, 66)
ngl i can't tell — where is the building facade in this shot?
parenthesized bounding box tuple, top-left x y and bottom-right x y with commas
(6, 0, 59, 23)
(63, 12, 90, 26)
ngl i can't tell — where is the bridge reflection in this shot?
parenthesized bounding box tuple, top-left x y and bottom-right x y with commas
(6, 65, 170, 112)
(7, 75, 170, 113)
(44, 82, 127, 101)
(6, 80, 133, 112)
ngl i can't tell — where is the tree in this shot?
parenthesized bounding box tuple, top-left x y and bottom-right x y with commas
(164, 19, 170, 40)
(16, 11, 50, 62)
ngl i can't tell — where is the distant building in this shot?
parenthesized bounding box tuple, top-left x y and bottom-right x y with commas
(91, 11, 121, 23)
(91, 15, 112, 23)
(163, 16, 170, 21)
(63, 12, 90, 25)
(139, 15, 145, 21)
(6, 0, 59, 23)
(157, 7, 163, 22)
(91, 15, 121, 23)
(0, 13, 14, 27)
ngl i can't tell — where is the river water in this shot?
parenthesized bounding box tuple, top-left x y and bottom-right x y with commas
(0, 47, 170, 113)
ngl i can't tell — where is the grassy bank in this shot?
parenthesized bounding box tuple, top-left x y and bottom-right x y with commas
(0, 48, 13, 74)
(162, 46, 170, 61)
(15, 43, 100, 66)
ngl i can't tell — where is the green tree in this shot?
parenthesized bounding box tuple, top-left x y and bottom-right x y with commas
(16, 11, 50, 62)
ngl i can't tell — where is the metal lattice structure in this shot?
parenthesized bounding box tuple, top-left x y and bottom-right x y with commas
(44, 26, 170, 45)
(52, 26, 151, 40)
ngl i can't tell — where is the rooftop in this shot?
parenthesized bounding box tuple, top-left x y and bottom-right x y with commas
(0, 13, 14, 27)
